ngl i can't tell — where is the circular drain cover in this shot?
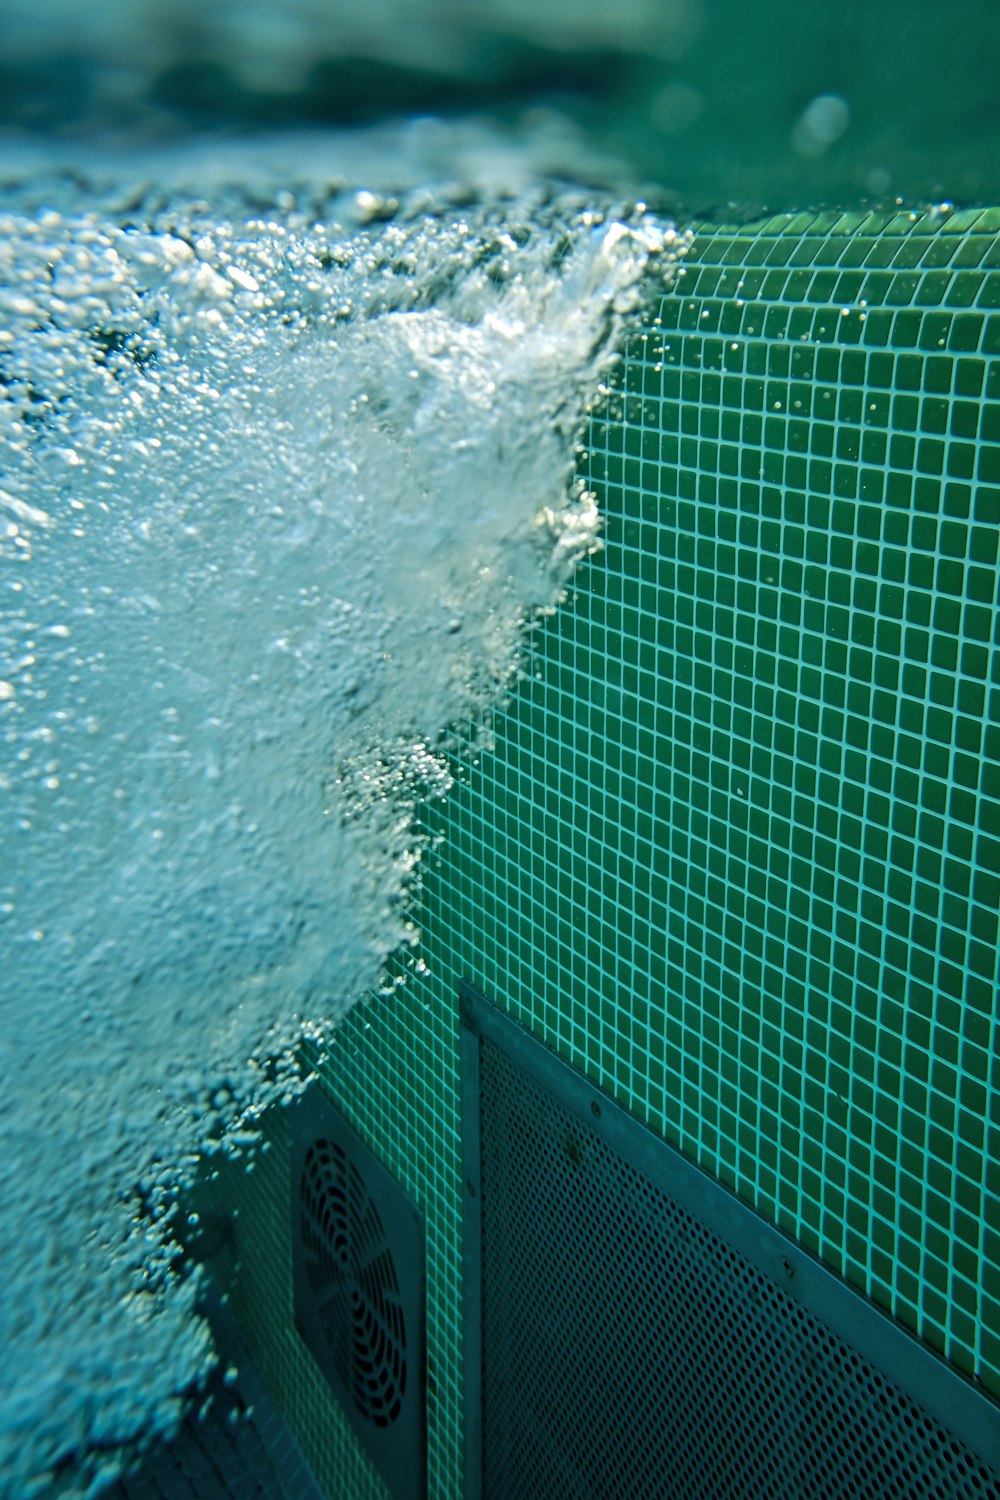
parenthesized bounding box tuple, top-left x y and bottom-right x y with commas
(300, 1138, 407, 1426)
(289, 1087, 426, 1500)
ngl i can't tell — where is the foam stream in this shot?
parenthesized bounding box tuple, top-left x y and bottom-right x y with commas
(0, 143, 685, 1495)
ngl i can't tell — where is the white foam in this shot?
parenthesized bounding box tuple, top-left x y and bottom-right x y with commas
(0, 139, 686, 1494)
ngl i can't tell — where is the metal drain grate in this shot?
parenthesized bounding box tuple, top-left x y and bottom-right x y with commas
(460, 983, 1000, 1500)
(299, 1137, 409, 1429)
(289, 1084, 426, 1500)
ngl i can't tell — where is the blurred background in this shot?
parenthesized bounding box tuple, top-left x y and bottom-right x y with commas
(0, 0, 998, 213)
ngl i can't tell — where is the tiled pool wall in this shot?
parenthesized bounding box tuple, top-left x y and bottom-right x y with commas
(208, 206, 1000, 1498)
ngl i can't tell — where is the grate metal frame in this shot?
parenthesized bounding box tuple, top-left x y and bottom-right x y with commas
(460, 980, 1000, 1499)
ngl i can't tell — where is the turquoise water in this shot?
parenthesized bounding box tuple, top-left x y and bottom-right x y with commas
(1, 2, 996, 1492)
(1, 0, 997, 208)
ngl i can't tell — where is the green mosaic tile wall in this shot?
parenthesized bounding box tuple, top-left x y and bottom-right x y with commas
(213, 205, 1000, 1498)
(573, 204, 1000, 1382)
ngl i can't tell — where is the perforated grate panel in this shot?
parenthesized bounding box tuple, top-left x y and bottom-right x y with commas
(463, 986, 1000, 1500)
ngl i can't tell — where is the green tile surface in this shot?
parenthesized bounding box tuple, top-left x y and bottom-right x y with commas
(214, 204, 1000, 1497)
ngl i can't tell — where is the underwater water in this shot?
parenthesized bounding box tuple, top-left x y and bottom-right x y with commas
(3, 1, 996, 1493)
(0, 128, 686, 1495)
